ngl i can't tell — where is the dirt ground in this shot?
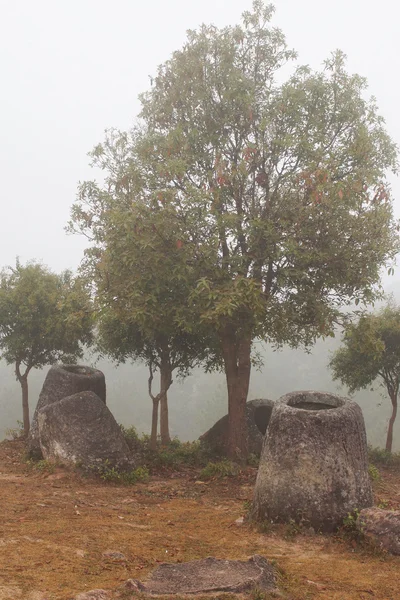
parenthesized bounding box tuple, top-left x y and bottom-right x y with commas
(0, 439, 399, 600)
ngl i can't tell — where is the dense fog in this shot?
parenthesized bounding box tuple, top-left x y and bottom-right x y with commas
(1, 325, 398, 451)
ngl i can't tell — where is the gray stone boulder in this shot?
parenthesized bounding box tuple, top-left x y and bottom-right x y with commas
(126, 555, 277, 596)
(252, 391, 373, 532)
(38, 391, 133, 471)
(358, 508, 400, 555)
(28, 364, 106, 458)
(200, 399, 274, 457)
(74, 592, 110, 600)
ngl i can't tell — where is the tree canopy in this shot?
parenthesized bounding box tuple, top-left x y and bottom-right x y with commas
(330, 303, 400, 452)
(78, 198, 212, 447)
(71, 1, 399, 459)
(0, 260, 93, 434)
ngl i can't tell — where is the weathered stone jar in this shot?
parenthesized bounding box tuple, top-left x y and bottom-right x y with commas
(251, 391, 373, 532)
(28, 364, 106, 458)
(200, 399, 274, 457)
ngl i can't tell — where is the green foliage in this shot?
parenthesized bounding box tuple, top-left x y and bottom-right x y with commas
(0, 260, 93, 370)
(341, 509, 362, 541)
(73, 0, 399, 348)
(368, 463, 380, 481)
(330, 303, 400, 452)
(247, 453, 260, 467)
(243, 499, 252, 512)
(26, 459, 56, 474)
(330, 304, 400, 394)
(368, 445, 400, 466)
(6, 420, 24, 440)
(121, 430, 213, 470)
(283, 519, 302, 540)
(0, 260, 93, 433)
(250, 588, 271, 600)
(95, 461, 149, 485)
(120, 424, 139, 444)
(199, 459, 240, 479)
(70, 0, 399, 457)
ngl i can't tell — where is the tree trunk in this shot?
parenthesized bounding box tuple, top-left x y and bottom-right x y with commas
(160, 362, 172, 445)
(20, 375, 30, 437)
(221, 327, 252, 463)
(150, 397, 159, 451)
(385, 393, 398, 453)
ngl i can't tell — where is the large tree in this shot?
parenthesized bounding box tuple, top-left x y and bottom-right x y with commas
(71, 1, 399, 460)
(0, 261, 93, 435)
(330, 303, 400, 453)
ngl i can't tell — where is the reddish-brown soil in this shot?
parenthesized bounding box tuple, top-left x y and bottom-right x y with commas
(0, 439, 399, 600)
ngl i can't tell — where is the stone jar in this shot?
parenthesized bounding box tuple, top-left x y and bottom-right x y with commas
(251, 391, 373, 532)
(28, 364, 106, 458)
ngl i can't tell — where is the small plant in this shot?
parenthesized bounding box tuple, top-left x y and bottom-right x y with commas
(257, 520, 272, 534)
(122, 466, 149, 485)
(368, 463, 380, 481)
(368, 445, 400, 466)
(95, 461, 149, 485)
(26, 458, 56, 474)
(377, 499, 389, 509)
(120, 433, 214, 471)
(250, 588, 268, 600)
(199, 459, 240, 480)
(120, 424, 139, 447)
(247, 453, 260, 468)
(284, 519, 302, 540)
(340, 509, 363, 542)
(6, 420, 25, 440)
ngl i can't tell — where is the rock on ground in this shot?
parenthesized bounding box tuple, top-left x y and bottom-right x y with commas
(38, 390, 133, 471)
(74, 591, 111, 600)
(200, 399, 274, 457)
(252, 391, 373, 532)
(358, 507, 400, 555)
(28, 364, 106, 458)
(131, 555, 277, 595)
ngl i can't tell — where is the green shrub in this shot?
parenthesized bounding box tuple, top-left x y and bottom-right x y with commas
(120, 430, 214, 470)
(368, 445, 400, 466)
(6, 420, 24, 440)
(120, 424, 139, 446)
(199, 459, 240, 480)
(368, 463, 380, 481)
(26, 458, 56, 474)
(284, 519, 302, 540)
(340, 509, 363, 542)
(247, 453, 260, 468)
(96, 461, 149, 485)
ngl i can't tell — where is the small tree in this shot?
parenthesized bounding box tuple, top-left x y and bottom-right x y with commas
(72, 199, 211, 448)
(0, 261, 93, 435)
(97, 312, 206, 449)
(330, 303, 400, 453)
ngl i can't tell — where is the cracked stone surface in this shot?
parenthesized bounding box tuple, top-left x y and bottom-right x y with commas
(358, 508, 400, 555)
(132, 555, 277, 595)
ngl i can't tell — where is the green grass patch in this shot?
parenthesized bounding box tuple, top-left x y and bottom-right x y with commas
(199, 459, 240, 480)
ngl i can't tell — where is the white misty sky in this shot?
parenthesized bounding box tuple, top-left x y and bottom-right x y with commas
(1, 0, 399, 282)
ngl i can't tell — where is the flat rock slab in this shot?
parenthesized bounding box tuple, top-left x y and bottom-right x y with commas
(75, 591, 111, 600)
(358, 508, 400, 555)
(134, 555, 277, 595)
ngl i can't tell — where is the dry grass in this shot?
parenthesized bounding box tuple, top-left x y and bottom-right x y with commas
(0, 439, 399, 600)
